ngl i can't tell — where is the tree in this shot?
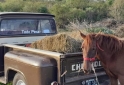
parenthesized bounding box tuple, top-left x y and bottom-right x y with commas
(38, 6, 49, 13)
(85, 1, 109, 22)
(49, 3, 70, 28)
(68, 8, 86, 22)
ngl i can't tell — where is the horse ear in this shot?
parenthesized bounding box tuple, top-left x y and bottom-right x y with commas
(80, 32, 86, 39)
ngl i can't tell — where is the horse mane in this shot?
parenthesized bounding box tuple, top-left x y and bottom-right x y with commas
(87, 33, 124, 54)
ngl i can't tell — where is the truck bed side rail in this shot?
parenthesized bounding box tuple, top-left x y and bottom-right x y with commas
(3, 44, 62, 58)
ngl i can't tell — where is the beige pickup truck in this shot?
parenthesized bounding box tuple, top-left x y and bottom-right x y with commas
(0, 12, 109, 85)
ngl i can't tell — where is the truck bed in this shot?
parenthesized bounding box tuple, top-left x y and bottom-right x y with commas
(3, 44, 110, 85)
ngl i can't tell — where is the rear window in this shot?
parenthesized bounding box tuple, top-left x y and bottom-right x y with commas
(0, 19, 56, 35)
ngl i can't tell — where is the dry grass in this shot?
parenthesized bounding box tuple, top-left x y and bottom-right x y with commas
(30, 33, 82, 53)
(66, 31, 83, 41)
(114, 25, 124, 38)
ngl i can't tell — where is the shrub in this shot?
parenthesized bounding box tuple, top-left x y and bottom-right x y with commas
(109, 0, 124, 22)
(38, 6, 49, 13)
(67, 20, 114, 34)
(22, 1, 44, 12)
(68, 8, 86, 22)
(85, 1, 109, 22)
(65, 0, 89, 9)
(2, 0, 24, 12)
(114, 25, 124, 37)
(22, 1, 37, 12)
(49, 3, 70, 28)
(86, 27, 114, 34)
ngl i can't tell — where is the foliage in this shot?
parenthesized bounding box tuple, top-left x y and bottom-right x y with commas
(85, 1, 109, 22)
(38, 6, 49, 13)
(67, 20, 114, 35)
(86, 27, 114, 34)
(22, 1, 48, 13)
(68, 8, 86, 22)
(0, 0, 121, 30)
(2, 0, 24, 12)
(49, 3, 70, 28)
(0, 2, 3, 11)
(106, 0, 114, 5)
(65, 0, 89, 9)
(114, 25, 124, 37)
(109, 0, 124, 22)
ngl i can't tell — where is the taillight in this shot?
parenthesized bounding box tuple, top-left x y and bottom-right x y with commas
(25, 43, 31, 47)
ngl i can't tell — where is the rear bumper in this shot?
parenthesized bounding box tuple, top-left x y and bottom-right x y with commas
(64, 72, 109, 85)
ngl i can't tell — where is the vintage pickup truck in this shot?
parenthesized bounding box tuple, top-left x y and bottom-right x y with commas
(0, 12, 109, 85)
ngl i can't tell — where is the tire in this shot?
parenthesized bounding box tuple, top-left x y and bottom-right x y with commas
(13, 73, 26, 85)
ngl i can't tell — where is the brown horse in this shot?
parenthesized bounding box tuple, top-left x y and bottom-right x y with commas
(80, 32, 124, 85)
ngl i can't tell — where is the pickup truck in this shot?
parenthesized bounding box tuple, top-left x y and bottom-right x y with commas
(0, 12, 109, 85)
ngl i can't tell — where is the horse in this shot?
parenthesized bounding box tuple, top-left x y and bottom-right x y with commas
(80, 32, 124, 85)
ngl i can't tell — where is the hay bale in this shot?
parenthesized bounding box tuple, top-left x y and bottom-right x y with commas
(30, 42, 37, 48)
(30, 33, 82, 53)
(67, 31, 83, 41)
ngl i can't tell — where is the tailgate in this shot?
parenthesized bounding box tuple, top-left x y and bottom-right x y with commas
(60, 53, 109, 85)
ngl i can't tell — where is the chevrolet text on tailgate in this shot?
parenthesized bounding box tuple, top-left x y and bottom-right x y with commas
(60, 53, 109, 85)
(71, 60, 101, 72)
(0, 12, 109, 85)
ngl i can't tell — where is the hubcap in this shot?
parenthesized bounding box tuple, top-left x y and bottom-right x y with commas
(16, 80, 26, 85)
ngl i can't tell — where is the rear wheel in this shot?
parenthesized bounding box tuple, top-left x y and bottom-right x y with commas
(13, 73, 26, 85)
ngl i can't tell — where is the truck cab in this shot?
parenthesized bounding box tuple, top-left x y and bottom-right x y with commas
(0, 12, 57, 85)
(0, 12, 109, 85)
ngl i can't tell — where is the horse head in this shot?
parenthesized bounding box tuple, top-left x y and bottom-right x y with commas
(80, 32, 104, 74)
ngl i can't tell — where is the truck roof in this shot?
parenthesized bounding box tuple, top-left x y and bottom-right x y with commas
(0, 12, 55, 17)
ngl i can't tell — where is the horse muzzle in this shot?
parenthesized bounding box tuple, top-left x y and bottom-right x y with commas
(82, 64, 92, 74)
(82, 60, 92, 74)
